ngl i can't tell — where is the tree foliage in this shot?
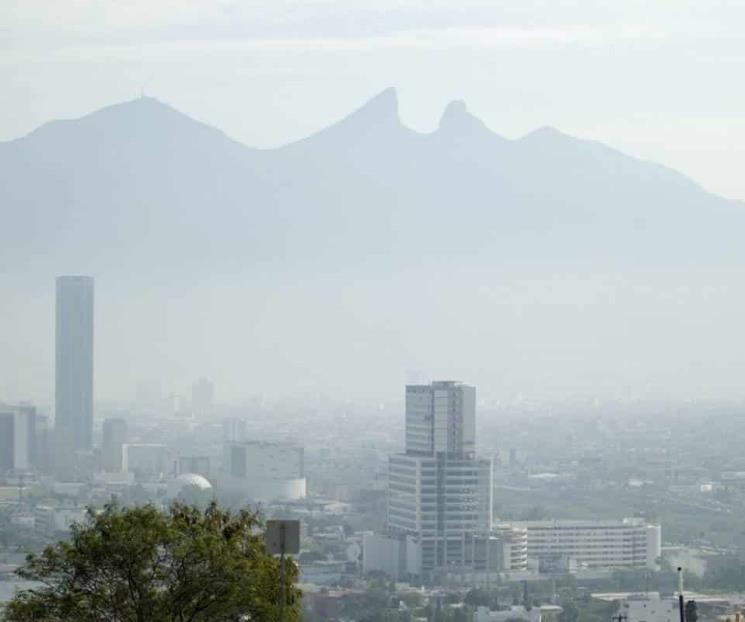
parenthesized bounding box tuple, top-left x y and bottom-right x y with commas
(2, 502, 300, 622)
(463, 587, 498, 609)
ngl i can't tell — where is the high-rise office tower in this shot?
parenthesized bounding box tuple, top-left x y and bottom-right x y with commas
(55, 276, 94, 451)
(386, 381, 492, 575)
(101, 417, 128, 472)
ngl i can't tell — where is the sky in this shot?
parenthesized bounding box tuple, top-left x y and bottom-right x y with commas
(3, 0, 745, 200)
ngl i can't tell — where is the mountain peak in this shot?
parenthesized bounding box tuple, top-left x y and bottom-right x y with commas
(283, 87, 402, 150)
(11, 93, 247, 157)
(439, 100, 469, 126)
(521, 125, 568, 142)
(344, 87, 400, 127)
(87, 95, 196, 125)
(437, 99, 499, 139)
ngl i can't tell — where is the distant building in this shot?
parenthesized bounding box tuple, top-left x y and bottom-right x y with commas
(220, 441, 305, 501)
(511, 518, 661, 571)
(601, 593, 678, 622)
(33, 413, 52, 473)
(0, 404, 35, 472)
(299, 560, 347, 586)
(122, 444, 169, 480)
(55, 276, 94, 450)
(191, 378, 214, 416)
(222, 417, 247, 443)
(491, 524, 529, 571)
(101, 418, 128, 472)
(475, 605, 563, 622)
(176, 455, 211, 478)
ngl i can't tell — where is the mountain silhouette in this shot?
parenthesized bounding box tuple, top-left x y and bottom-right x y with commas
(2, 88, 742, 276)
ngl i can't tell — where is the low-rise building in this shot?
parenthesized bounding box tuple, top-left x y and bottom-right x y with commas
(507, 518, 661, 571)
(300, 560, 347, 586)
(475, 605, 563, 622)
(609, 593, 678, 622)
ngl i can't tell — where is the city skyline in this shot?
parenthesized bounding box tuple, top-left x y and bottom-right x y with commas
(4, 2, 745, 617)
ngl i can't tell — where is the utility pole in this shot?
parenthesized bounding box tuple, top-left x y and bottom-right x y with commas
(678, 566, 686, 622)
(279, 522, 286, 622)
(471, 533, 476, 587)
(485, 534, 491, 592)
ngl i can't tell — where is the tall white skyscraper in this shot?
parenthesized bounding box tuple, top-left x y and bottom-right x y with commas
(55, 276, 94, 450)
(386, 381, 493, 575)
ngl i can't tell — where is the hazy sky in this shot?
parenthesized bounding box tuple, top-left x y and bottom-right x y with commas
(3, 0, 745, 200)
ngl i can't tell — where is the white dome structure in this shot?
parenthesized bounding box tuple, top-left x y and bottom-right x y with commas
(167, 473, 213, 499)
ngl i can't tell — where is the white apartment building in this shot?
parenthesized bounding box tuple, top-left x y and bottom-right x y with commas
(492, 524, 529, 571)
(510, 519, 661, 571)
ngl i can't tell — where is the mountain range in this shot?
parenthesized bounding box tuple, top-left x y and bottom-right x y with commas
(3, 88, 743, 276)
(2, 89, 745, 401)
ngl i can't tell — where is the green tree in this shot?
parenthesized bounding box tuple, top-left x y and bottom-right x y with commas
(175, 484, 214, 509)
(684, 600, 698, 622)
(2, 502, 300, 622)
(464, 587, 498, 609)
